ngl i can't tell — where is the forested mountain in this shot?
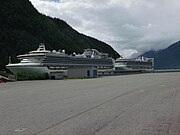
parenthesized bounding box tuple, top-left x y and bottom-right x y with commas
(143, 41, 180, 69)
(0, 0, 120, 70)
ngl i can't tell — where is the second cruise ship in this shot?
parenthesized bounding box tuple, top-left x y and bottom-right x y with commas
(115, 56, 154, 72)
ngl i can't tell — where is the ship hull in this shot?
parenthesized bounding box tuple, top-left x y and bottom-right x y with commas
(115, 66, 153, 72)
(6, 64, 49, 80)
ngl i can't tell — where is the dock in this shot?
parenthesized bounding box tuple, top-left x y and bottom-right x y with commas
(1, 72, 180, 134)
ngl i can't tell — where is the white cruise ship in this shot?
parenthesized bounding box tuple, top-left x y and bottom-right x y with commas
(6, 44, 114, 78)
(115, 56, 154, 72)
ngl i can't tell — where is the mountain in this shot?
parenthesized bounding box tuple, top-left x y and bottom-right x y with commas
(0, 0, 120, 70)
(142, 41, 180, 69)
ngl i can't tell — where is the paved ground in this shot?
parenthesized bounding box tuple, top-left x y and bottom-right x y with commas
(0, 72, 180, 135)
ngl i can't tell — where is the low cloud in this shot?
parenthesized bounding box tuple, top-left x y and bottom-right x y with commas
(30, 0, 180, 57)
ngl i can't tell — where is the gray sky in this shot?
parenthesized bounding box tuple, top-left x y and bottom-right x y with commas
(30, 0, 180, 57)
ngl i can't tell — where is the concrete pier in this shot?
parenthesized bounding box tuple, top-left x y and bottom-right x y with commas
(0, 72, 180, 135)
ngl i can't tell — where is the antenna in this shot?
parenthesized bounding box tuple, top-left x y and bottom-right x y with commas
(9, 56, 11, 64)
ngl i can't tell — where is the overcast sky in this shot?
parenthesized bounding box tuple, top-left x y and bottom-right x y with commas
(30, 0, 180, 58)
